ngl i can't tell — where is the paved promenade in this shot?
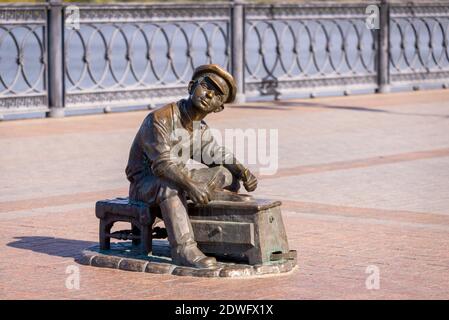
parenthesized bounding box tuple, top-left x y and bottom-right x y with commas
(1, 89, 449, 299)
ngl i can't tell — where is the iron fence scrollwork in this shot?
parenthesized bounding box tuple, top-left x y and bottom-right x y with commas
(389, 2, 449, 88)
(0, 4, 48, 115)
(63, 3, 231, 110)
(1, 1, 449, 118)
(244, 3, 380, 98)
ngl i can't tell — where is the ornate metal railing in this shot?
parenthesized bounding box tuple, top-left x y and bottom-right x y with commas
(64, 3, 231, 109)
(0, 3, 48, 113)
(1, 1, 449, 119)
(244, 3, 378, 98)
(390, 2, 449, 87)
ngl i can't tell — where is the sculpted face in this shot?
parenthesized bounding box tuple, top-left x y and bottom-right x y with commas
(189, 73, 229, 113)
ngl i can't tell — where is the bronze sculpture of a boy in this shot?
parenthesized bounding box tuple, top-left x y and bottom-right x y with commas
(126, 64, 258, 268)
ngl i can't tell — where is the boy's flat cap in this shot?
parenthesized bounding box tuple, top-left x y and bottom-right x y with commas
(192, 64, 237, 103)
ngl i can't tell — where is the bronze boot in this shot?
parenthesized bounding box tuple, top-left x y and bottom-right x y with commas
(159, 196, 217, 268)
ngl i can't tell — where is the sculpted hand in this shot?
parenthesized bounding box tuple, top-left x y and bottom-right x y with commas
(188, 182, 211, 204)
(242, 169, 258, 192)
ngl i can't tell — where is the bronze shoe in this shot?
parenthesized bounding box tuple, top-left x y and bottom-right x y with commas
(171, 242, 217, 269)
(193, 256, 217, 269)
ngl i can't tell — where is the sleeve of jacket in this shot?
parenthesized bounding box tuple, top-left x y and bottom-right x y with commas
(139, 112, 193, 191)
(200, 121, 247, 178)
(139, 115, 177, 177)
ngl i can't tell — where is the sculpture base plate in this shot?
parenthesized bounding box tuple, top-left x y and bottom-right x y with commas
(77, 240, 297, 278)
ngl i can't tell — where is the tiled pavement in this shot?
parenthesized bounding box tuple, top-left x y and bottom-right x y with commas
(1, 89, 449, 299)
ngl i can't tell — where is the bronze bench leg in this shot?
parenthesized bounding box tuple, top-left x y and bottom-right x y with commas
(132, 223, 141, 246)
(141, 225, 153, 255)
(99, 219, 113, 251)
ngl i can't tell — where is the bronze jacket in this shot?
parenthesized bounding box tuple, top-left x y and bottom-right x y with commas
(125, 100, 234, 204)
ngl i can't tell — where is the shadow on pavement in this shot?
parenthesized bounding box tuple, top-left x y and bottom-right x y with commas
(234, 100, 449, 118)
(7, 236, 95, 259)
(232, 105, 292, 111)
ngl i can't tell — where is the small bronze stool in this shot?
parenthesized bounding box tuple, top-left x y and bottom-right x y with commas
(95, 197, 165, 255)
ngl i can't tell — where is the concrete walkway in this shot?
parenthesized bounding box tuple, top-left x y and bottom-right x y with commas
(1, 89, 449, 299)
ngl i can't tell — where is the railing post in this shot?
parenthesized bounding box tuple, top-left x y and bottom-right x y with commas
(377, 0, 390, 93)
(47, 0, 64, 117)
(231, 0, 245, 103)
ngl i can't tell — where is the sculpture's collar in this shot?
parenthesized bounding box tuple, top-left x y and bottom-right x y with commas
(178, 99, 193, 132)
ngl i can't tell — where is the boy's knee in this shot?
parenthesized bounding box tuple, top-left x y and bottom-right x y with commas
(158, 179, 186, 203)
